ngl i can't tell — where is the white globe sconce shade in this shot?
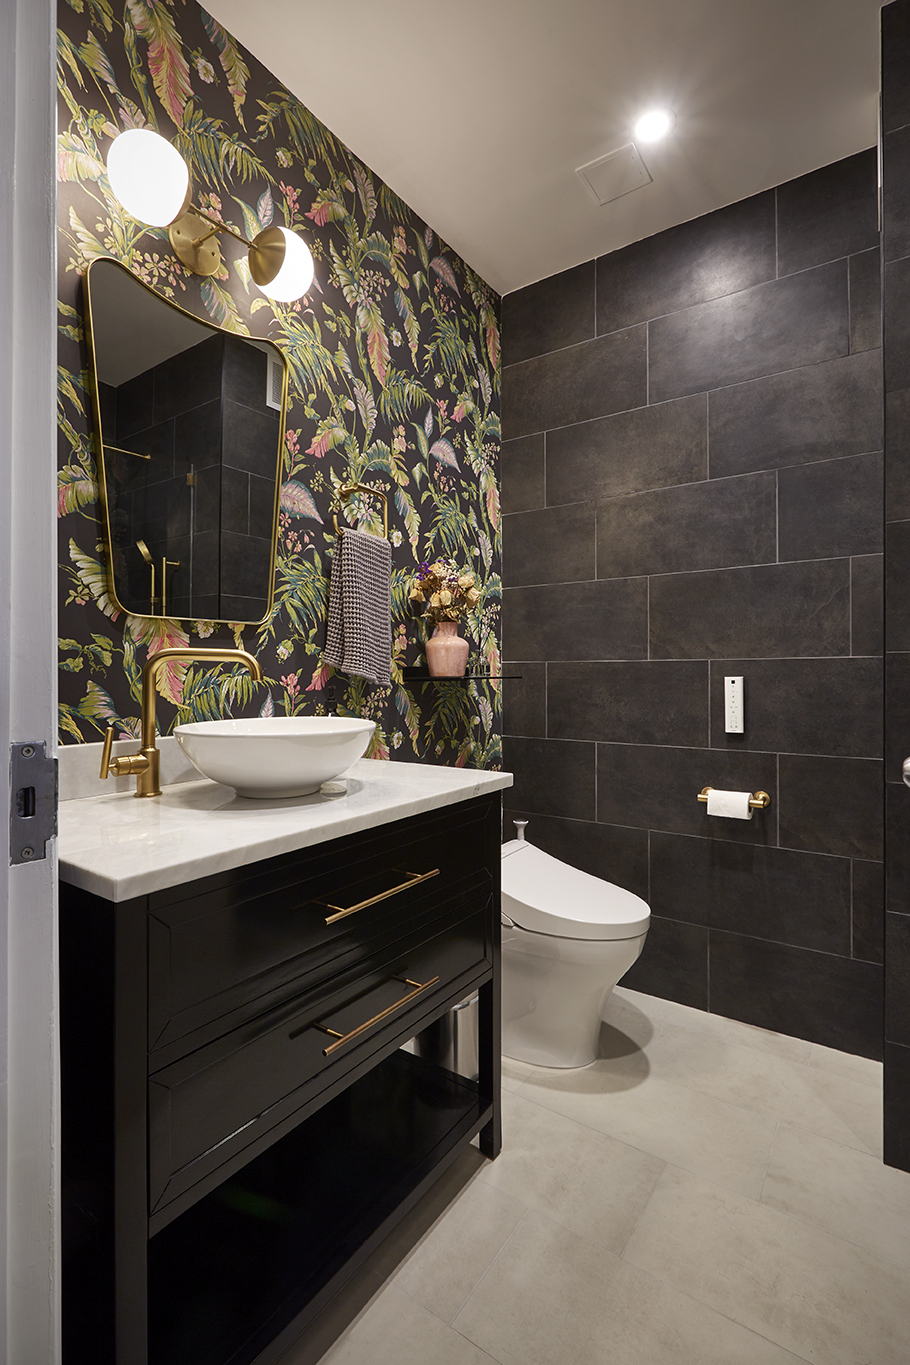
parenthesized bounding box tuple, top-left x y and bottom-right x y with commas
(106, 129, 190, 227)
(249, 226, 315, 302)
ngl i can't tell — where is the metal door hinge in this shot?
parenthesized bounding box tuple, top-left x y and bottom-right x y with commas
(9, 742, 57, 865)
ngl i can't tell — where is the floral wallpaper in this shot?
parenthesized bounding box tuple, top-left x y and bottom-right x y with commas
(56, 0, 501, 768)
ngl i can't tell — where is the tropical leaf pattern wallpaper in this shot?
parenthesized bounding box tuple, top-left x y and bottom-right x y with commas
(56, 0, 502, 768)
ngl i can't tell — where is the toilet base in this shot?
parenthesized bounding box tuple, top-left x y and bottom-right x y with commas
(501, 926, 647, 1069)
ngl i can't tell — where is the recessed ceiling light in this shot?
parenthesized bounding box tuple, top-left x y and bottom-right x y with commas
(632, 109, 676, 143)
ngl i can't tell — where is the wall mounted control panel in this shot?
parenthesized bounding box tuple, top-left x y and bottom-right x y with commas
(724, 676, 744, 734)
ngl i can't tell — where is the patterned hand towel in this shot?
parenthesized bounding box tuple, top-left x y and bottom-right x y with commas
(323, 528, 392, 687)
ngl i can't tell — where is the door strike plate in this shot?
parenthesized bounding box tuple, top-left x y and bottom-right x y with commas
(9, 742, 57, 865)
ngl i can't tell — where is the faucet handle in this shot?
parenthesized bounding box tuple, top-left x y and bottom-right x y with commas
(100, 725, 115, 779)
(512, 819, 528, 842)
(99, 725, 149, 781)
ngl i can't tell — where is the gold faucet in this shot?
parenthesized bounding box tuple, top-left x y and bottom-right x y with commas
(99, 648, 263, 797)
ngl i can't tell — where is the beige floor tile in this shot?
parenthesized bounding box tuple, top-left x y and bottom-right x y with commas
(636, 1021, 882, 1154)
(602, 989, 659, 1052)
(500, 1053, 536, 1092)
(807, 1040, 883, 1089)
(278, 1271, 385, 1365)
(477, 1090, 664, 1253)
(318, 1282, 500, 1365)
(513, 1058, 776, 1198)
(624, 1165, 910, 1365)
(453, 1208, 805, 1365)
(762, 1124, 910, 1271)
(615, 988, 813, 1064)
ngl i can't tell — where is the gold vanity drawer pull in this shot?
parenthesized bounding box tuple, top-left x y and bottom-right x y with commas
(323, 868, 440, 924)
(314, 975, 441, 1056)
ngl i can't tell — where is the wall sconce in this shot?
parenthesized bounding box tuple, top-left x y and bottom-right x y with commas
(106, 128, 314, 303)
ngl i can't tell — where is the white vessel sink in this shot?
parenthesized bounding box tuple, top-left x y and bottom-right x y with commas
(174, 716, 376, 798)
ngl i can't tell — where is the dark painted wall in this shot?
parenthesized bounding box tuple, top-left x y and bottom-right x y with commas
(884, 0, 910, 1168)
(501, 150, 884, 1059)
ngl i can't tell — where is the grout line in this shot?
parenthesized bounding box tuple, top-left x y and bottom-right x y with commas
(849, 857, 855, 957)
(544, 660, 548, 741)
(705, 390, 710, 480)
(849, 556, 854, 656)
(503, 553, 854, 590)
(774, 187, 779, 279)
(645, 320, 650, 406)
(758, 1121, 780, 1205)
(775, 470, 779, 563)
(706, 660, 711, 749)
(542, 428, 547, 507)
(646, 576, 650, 660)
(847, 253, 853, 354)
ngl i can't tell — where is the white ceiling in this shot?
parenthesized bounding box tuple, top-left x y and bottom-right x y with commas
(205, 0, 884, 297)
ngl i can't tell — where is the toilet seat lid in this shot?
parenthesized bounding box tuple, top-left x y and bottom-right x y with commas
(500, 840, 651, 941)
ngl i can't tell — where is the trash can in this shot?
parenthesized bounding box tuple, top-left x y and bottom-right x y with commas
(410, 992, 479, 1082)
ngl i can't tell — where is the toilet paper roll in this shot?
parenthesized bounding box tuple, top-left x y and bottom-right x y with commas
(705, 788, 753, 820)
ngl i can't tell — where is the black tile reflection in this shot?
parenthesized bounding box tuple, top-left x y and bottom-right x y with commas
(597, 472, 775, 578)
(501, 663, 546, 738)
(620, 917, 708, 1010)
(504, 502, 594, 587)
(223, 336, 269, 412)
(220, 595, 269, 623)
(502, 326, 647, 439)
(886, 654, 910, 781)
(884, 258, 910, 393)
(595, 192, 775, 334)
(778, 453, 883, 561)
(501, 737, 595, 821)
(175, 400, 221, 469)
(708, 657, 882, 759)
(503, 579, 647, 661)
(852, 555, 884, 656)
(887, 781, 910, 914)
(546, 395, 707, 505)
(779, 755, 883, 860)
(153, 334, 222, 424)
(221, 531, 272, 601)
(116, 369, 154, 437)
(193, 465, 220, 536)
(886, 389, 910, 520)
(221, 467, 250, 536)
(502, 261, 594, 366)
(502, 434, 545, 513)
(884, 1042, 910, 1172)
(884, 126, 910, 264)
(849, 249, 882, 354)
(708, 350, 882, 478)
(249, 474, 276, 542)
(853, 860, 885, 964)
(549, 661, 707, 746)
(597, 744, 777, 845)
(886, 916, 910, 1045)
(222, 400, 281, 480)
(649, 560, 850, 660)
(776, 150, 879, 276)
(502, 807, 648, 900)
(888, 523, 910, 653)
(649, 262, 849, 403)
(709, 931, 883, 1059)
(650, 832, 851, 953)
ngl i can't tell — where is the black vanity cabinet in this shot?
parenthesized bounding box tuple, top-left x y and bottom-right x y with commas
(61, 793, 502, 1365)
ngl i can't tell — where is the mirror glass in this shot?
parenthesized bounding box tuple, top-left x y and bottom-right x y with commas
(85, 258, 287, 623)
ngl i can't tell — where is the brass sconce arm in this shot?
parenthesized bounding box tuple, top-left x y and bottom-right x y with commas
(100, 648, 263, 797)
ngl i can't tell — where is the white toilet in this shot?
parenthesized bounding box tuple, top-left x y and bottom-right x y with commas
(501, 824, 651, 1068)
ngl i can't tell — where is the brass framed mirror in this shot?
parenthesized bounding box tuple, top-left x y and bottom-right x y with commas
(84, 257, 289, 624)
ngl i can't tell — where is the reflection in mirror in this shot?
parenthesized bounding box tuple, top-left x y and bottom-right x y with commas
(85, 258, 287, 624)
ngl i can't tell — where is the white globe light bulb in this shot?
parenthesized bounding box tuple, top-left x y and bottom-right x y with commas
(106, 129, 190, 227)
(257, 228, 315, 303)
(632, 109, 676, 144)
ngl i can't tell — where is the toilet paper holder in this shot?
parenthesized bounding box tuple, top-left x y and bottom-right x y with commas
(697, 786, 771, 810)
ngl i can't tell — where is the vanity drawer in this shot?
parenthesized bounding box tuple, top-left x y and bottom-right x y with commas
(148, 799, 493, 1058)
(148, 885, 491, 1215)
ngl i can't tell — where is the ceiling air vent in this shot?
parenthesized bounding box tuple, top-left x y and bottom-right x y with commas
(576, 144, 652, 206)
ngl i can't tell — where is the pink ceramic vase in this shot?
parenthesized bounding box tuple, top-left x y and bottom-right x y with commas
(426, 620, 470, 677)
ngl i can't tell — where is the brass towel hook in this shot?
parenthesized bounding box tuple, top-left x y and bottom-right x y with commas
(697, 786, 771, 810)
(332, 482, 389, 539)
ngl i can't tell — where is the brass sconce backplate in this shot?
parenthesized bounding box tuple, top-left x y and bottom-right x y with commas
(168, 212, 222, 277)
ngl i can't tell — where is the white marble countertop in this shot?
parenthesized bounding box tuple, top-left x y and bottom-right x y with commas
(58, 758, 512, 903)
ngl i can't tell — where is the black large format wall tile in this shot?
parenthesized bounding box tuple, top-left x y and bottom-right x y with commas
(501, 661, 546, 739)
(884, 258, 910, 395)
(502, 737, 596, 821)
(779, 755, 884, 860)
(708, 350, 882, 478)
(597, 743, 777, 845)
(546, 394, 706, 505)
(852, 555, 885, 656)
(778, 452, 883, 562)
(708, 657, 882, 759)
(504, 578, 648, 661)
(884, 126, 910, 264)
(886, 653, 910, 781)
(596, 472, 775, 578)
(776, 151, 879, 276)
(849, 248, 883, 354)
(887, 782, 910, 914)
(620, 916, 709, 1010)
(883, 0, 910, 135)
(886, 521, 910, 652)
(595, 192, 776, 335)
(649, 261, 850, 403)
(502, 325, 647, 439)
(649, 560, 850, 660)
(502, 261, 594, 367)
(502, 807, 649, 900)
(885, 912, 910, 1044)
(650, 832, 851, 954)
(548, 661, 708, 746)
(884, 1043, 910, 1170)
(501, 144, 883, 1065)
(853, 860, 885, 964)
(504, 502, 594, 586)
(886, 390, 910, 520)
(501, 434, 545, 513)
(709, 932, 883, 1059)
